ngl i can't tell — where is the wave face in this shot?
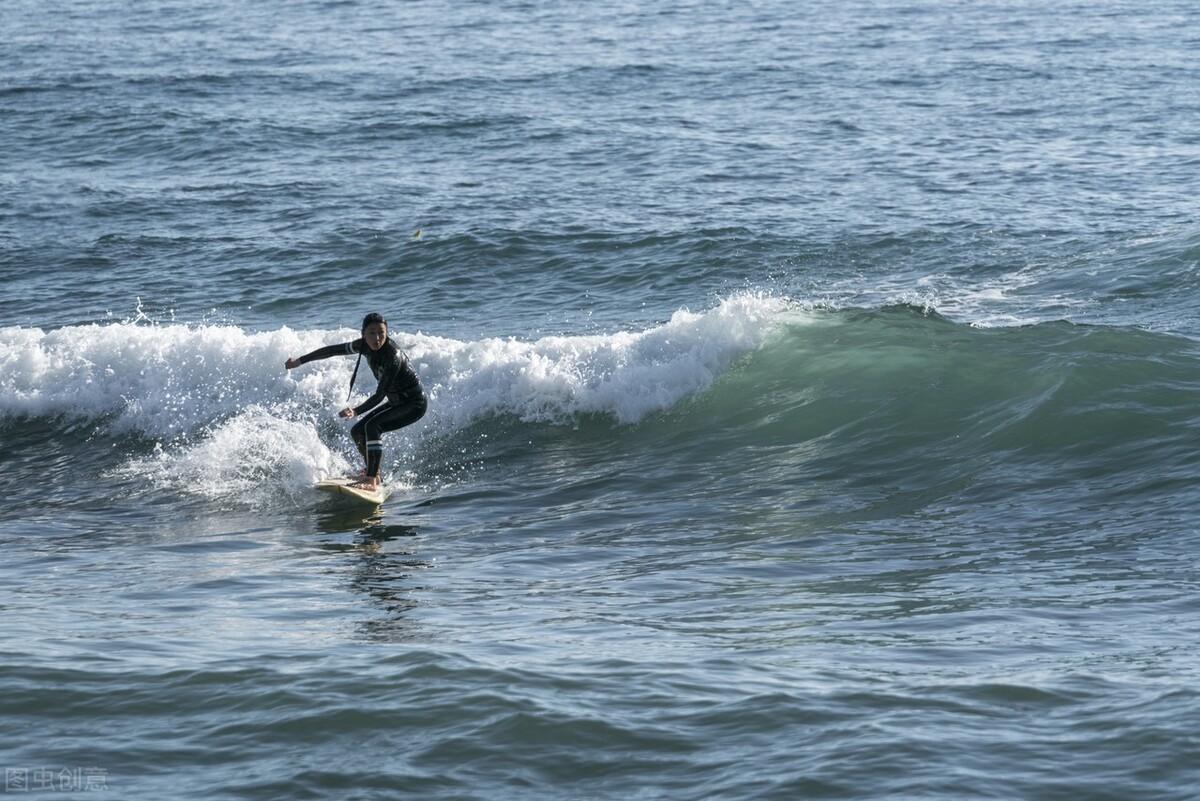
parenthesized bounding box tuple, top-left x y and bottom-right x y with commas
(678, 305, 1200, 529)
(5, 295, 1197, 509)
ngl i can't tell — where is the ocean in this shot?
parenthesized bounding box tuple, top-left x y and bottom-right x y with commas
(3, 0, 1200, 798)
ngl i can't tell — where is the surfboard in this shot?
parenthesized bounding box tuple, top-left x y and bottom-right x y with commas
(315, 477, 388, 506)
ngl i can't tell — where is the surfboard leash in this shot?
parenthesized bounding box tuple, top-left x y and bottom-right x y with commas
(347, 350, 363, 402)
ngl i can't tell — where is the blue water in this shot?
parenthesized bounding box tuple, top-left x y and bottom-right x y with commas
(3, 1, 1200, 799)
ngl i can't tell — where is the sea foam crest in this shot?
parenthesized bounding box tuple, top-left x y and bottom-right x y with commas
(0, 322, 318, 438)
(422, 292, 792, 426)
(0, 292, 792, 439)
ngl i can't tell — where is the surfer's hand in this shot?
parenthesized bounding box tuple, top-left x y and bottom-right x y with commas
(285, 357, 301, 369)
(339, 407, 356, 419)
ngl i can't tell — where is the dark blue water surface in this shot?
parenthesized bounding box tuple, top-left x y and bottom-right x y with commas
(3, 1, 1200, 799)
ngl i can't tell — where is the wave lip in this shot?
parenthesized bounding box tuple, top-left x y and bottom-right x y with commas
(0, 292, 794, 436)
(0, 322, 315, 438)
(423, 292, 792, 426)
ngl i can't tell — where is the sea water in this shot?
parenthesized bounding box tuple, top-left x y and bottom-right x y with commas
(3, 1, 1199, 799)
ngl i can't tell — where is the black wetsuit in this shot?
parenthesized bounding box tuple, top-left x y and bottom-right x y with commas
(296, 337, 427, 477)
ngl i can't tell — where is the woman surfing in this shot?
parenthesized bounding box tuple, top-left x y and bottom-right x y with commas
(285, 313, 427, 490)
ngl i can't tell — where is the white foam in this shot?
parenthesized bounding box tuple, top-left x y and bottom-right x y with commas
(115, 407, 354, 500)
(2, 293, 792, 498)
(0, 322, 328, 438)
(413, 291, 792, 426)
(1, 292, 791, 434)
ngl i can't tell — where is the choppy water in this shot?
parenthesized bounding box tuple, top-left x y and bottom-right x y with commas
(3, 1, 1200, 799)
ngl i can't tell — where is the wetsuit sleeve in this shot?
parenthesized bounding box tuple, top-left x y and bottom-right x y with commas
(296, 340, 361, 365)
(352, 351, 402, 416)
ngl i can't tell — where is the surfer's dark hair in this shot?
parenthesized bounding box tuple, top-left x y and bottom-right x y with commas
(361, 312, 387, 331)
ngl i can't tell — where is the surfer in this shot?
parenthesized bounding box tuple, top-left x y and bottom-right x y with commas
(285, 313, 426, 490)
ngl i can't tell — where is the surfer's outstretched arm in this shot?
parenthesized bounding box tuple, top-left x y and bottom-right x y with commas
(284, 341, 359, 370)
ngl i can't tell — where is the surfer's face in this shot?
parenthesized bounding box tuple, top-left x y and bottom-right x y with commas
(363, 321, 387, 351)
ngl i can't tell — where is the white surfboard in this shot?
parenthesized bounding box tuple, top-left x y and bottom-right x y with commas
(315, 477, 388, 506)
